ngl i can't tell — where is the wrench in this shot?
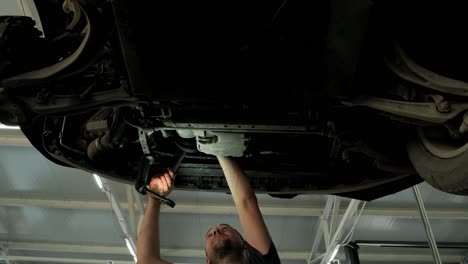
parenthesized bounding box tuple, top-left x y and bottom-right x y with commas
(135, 152, 186, 208)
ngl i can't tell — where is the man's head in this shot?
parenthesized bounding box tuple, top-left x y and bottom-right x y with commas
(205, 224, 245, 264)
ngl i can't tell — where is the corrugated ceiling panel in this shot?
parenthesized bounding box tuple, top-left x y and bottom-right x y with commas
(170, 189, 328, 206)
(0, 206, 122, 244)
(354, 215, 468, 242)
(8, 249, 133, 262)
(157, 212, 318, 252)
(0, 146, 126, 200)
(370, 182, 468, 209)
(0, 146, 60, 196)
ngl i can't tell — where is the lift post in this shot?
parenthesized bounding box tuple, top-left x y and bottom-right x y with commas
(412, 185, 443, 264)
(97, 176, 138, 262)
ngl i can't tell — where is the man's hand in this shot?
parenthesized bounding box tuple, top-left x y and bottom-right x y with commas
(148, 169, 175, 197)
(137, 168, 175, 264)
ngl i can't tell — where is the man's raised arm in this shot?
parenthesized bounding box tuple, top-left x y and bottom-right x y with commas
(217, 156, 272, 255)
(136, 170, 174, 264)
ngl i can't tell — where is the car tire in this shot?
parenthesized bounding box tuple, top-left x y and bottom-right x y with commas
(407, 136, 468, 195)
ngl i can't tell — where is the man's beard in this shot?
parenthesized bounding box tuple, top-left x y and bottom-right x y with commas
(212, 237, 244, 262)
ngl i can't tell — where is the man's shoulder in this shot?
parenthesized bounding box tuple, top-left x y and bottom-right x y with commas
(245, 241, 281, 264)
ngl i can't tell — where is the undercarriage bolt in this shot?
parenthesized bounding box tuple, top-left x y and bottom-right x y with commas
(436, 101, 450, 113)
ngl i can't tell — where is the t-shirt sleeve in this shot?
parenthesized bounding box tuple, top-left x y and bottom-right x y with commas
(245, 241, 281, 264)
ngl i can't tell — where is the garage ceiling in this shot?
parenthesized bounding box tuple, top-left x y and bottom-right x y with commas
(1, 129, 468, 264)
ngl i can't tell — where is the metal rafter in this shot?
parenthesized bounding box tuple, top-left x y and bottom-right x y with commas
(0, 244, 463, 263)
(99, 177, 137, 262)
(2, 197, 468, 219)
(308, 196, 335, 263)
(320, 199, 361, 264)
(330, 197, 341, 237)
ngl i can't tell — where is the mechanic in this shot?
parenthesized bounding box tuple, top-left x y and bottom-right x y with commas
(137, 156, 281, 264)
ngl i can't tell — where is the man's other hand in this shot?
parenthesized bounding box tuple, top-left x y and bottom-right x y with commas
(149, 169, 175, 197)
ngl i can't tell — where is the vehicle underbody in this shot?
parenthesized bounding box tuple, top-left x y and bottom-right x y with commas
(2, 0, 468, 200)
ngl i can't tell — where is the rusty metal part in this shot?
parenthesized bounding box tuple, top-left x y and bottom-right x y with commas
(343, 96, 468, 124)
(385, 43, 468, 96)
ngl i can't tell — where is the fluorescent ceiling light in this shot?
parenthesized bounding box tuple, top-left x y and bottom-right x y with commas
(0, 124, 20, 130)
(125, 238, 137, 258)
(93, 174, 103, 190)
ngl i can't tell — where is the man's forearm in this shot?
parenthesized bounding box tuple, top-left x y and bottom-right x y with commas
(137, 197, 162, 262)
(217, 156, 272, 254)
(217, 156, 256, 208)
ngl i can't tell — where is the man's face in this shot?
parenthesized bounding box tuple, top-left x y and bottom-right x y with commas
(205, 224, 243, 262)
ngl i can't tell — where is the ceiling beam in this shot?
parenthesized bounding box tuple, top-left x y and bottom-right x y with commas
(2, 254, 463, 263)
(1, 197, 468, 219)
(0, 134, 32, 147)
(0, 131, 30, 146)
(0, 241, 305, 261)
(2, 241, 127, 254)
(0, 243, 463, 263)
(2, 256, 134, 264)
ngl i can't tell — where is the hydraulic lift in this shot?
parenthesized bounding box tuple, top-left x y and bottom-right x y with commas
(307, 185, 443, 264)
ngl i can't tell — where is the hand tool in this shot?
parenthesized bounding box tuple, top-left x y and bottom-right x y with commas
(135, 152, 186, 208)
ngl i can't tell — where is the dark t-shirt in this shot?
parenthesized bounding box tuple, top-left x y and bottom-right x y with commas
(246, 242, 281, 264)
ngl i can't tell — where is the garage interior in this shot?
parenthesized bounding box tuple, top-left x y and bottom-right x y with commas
(2, 1, 468, 264)
(1, 125, 468, 264)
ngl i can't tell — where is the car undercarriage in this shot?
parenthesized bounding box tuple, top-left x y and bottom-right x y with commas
(1, 0, 468, 200)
